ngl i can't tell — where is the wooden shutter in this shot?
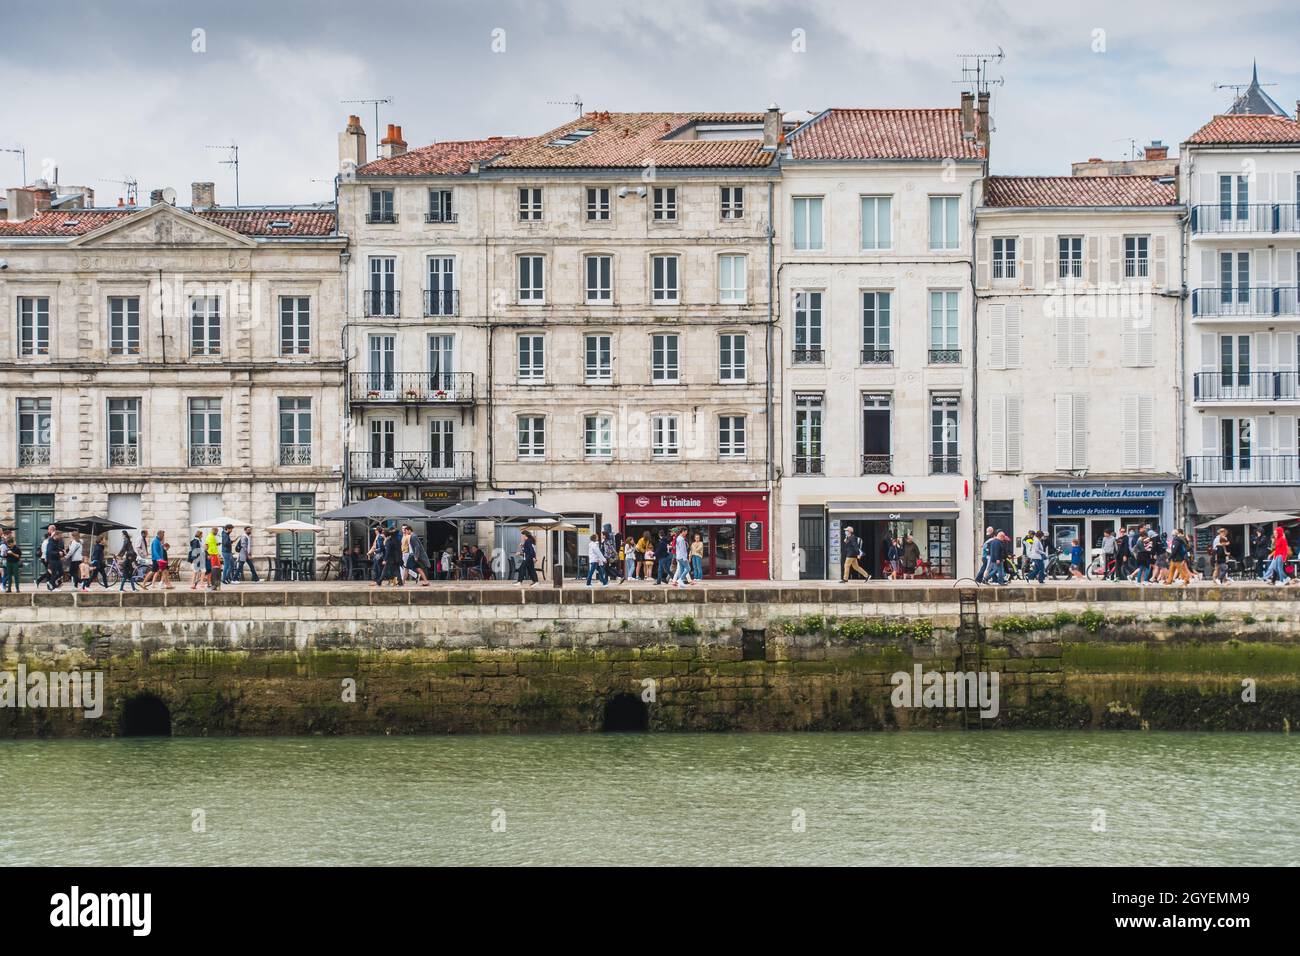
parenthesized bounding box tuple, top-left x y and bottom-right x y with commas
(1071, 313, 1090, 367)
(990, 395, 1007, 470)
(1072, 394, 1088, 469)
(1006, 395, 1023, 471)
(1054, 310, 1071, 366)
(1278, 415, 1298, 456)
(987, 303, 1006, 368)
(1137, 395, 1154, 469)
(1085, 236, 1099, 284)
(976, 236, 991, 289)
(1019, 238, 1034, 290)
(1121, 395, 1139, 469)
(1055, 394, 1074, 469)
(1005, 303, 1023, 368)
(1044, 237, 1057, 287)
(1123, 317, 1155, 367)
(1107, 236, 1121, 284)
(1153, 234, 1167, 289)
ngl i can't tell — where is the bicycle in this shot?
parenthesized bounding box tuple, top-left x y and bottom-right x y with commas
(103, 555, 147, 588)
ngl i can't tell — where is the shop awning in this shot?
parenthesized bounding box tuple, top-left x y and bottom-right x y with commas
(1190, 486, 1300, 516)
(624, 512, 735, 526)
(826, 500, 960, 516)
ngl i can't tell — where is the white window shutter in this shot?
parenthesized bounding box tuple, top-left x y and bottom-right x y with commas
(1199, 332, 1217, 373)
(987, 303, 1006, 369)
(1255, 416, 1275, 456)
(1124, 318, 1155, 367)
(1071, 313, 1090, 367)
(1258, 174, 1273, 203)
(1085, 236, 1099, 284)
(1007, 395, 1023, 471)
(1199, 250, 1215, 288)
(1278, 250, 1296, 286)
(1005, 304, 1023, 368)
(1153, 234, 1167, 289)
(1201, 416, 1220, 457)
(1072, 394, 1088, 469)
(1254, 331, 1273, 372)
(1198, 173, 1216, 208)
(1055, 395, 1074, 469)
(1054, 311, 1071, 366)
(1107, 235, 1121, 283)
(1138, 395, 1155, 469)
(1020, 239, 1034, 290)
(990, 396, 1007, 470)
(1121, 395, 1139, 470)
(976, 237, 991, 289)
(1044, 238, 1056, 288)
(1138, 328, 1155, 367)
(1256, 248, 1271, 285)
(1122, 322, 1137, 367)
(1277, 416, 1298, 456)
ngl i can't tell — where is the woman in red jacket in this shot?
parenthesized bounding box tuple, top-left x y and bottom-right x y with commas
(1262, 525, 1291, 585)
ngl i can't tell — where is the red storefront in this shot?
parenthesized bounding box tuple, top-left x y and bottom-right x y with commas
(618, 491, 770, 580)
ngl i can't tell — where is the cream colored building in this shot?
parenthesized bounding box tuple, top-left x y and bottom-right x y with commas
(0, 183, 346, 576)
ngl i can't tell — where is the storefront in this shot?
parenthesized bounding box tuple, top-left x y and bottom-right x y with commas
(1035, 480, 1176, 554)
(824, 495, 960, 579)
(346, 486, 469, 560)
(618, 491, 769, 579)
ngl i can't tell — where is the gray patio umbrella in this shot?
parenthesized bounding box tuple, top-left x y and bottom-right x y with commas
(1195, 505, 1299, 528)
(317, 498, 432, 522)
(438, 499, 559, 521)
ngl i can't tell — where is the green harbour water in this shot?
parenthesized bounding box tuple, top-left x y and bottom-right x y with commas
(1, 732, 1295, 866)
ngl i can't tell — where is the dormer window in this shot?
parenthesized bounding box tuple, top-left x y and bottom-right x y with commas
(547, 128, 595, 147)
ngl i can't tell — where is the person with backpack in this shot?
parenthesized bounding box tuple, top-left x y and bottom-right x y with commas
(118, 538, 139, 592)
(1168, 529, 1192, 586)
(841, 525, 870, 582)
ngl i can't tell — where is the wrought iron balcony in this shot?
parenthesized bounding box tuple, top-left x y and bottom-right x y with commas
(929, 349, 962, 364)
(1193, 371, 1300, 402)
(189, 444, 222, 466)
(1186, 455, 1300, 484)
(1123, 258, 1150, 279)
(108, 445, 139, 467)
(1191, 287, 1300, 318)
(349, 450, 474, 484)
(279, 443, 313, 466)
(363, 289, 400, 317)
(423, 289, 459, 317)
(792, 455, 824, 475)
(424, 210, 458, 224)
(365, 211, 398, 224)
(1190, 203, 1300, 235)
(861, 453, 892, 475)
(17, 445, 50, 467)
(930, 454, 961, 475)
(349, 371, 474, 404)
(792, 348, 824, 364)
(861, 348, 893, 365)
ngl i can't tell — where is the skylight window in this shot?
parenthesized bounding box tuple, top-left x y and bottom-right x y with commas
(547, 128, 596, 147)
(268, 220, 293, 229)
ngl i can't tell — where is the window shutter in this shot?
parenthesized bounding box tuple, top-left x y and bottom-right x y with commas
(1055, 395, 1073, 469)
(1005, 304, 1023, 368)
(1107, 235, 1121, 283)
(1277, 249, 1296, 286)
(1121, 395, 1139, 470)
(1044, 238, 1056, 287)
(976, 237, 991, 289)
(1258, 174, 1273, 203)
(1123, 318, 1155, 367)
(1198, 174, 1216, 208)
(990, 395, 1007, 470)
(1020, 238, 1034, 290)
(1277, 415, 1298, 456)
(1256, 248, 1271, 286)
(1255, 416, 1275, 456)
(1200, 416, 1220, 457)
(1006, 395, 1023, 470)
(1199, 332, 1217, 374)
(1153, 234, 1167, 288)
(1254, 331, 1273, 372)
(1071, 313, 1090, 367)
(1054, 311, 1071, 366)
(1085, 236, 1099, 284)
(1138, 395, 1155, 469)
(1199, 250, 1216, 289)
(1072, 394, 1088, 469)
(987, 303, 1006, 368)
(1275, 172, 1293, 204)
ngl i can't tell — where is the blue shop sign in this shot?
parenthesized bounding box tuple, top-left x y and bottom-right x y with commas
(1047, 500, 1163, 518)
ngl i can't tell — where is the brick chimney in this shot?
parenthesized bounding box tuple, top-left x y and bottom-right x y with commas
(1144, 140, 1168, 161)
(762, 103, 782, 150)
(191, 182, 215, 210)
(5, 187, 36, 222)
(960, 91, 975, 140)
(975, 92, 991, 153)
(339, 114, 368, 172)
(150, 188, 165, 206)
(379, 124, 408, 159)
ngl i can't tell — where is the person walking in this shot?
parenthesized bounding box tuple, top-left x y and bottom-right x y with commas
(219, 524, 236, 585)
(1168, 529, 1192, 586)
(45, 531, 65, 590)
(586, 533, 608, 586)
(35, 525, 54, 588)
(137, 527, 155, 589)
(204, 525, 222, 591)
(368, 526, 385, 586)
(1025, 531, 1046, 584)
(65, 532, 85, 590)
(1262, 525, 1292, 585)
(2, 533, 20, 592)
(672, 528, 691, 587)
(1100, 529, 1117, 580)
(151, 530, 173, 589)
(974, 527, 995, 584)
(841, 526, 870, 582)
(236, 527, 260, 582)
(515, 531, 539, 586)
(624, 535, 638, 581)
(382, 525, 404, 586)
(403, 524, 430, 585)
(118, 538, 139, 592)
(87, 535, 108, 590)
(1211, 527, 1230, 584)
(188, 531, 205, 590)
(653, 531, 670, 585)
(689, 533, 705, 582)
(901, 534, 921, 580)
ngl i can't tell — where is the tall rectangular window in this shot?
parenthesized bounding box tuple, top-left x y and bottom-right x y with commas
(862, 393, 892, 474)
(189, 296, 221, 356)
(518, 187, 543, 221)
(518, 255, 545, 302)
(651, 414, 680, 458)
(428, 334, 454, 391)
(1124, 235, 1149, 278)
(651, 255, 679, 302)
(108, 296, 140, 355)
(793, 393, 823, 474)
(862, 291, 892, 363)
(278, 398, 312, 465)
(367, 256, 397, 316)
(793, 291, 823, 363)
(860, 196, 892, 250)
(1054, 393, 1088, 471)
(992, 237, 1017, 278)
(585, 333, 612, 382)
(929, 196, 959, 250)
(17, 398, 51, 467)
(718, 254, 746, 303)
(584, 414, 613, 458)
(518, 416, 545, 459)
(930, 393, 960, 474)
(517, 334, 545, 381)
(429, 419, 454, 469)
(652, 186, 677, 221)
(368, 419, 395, 470)
(107, 397, 140, 467)
(585, 187, 610, 221)
(426, 256, 456, 316)
(368, 188, 396, 223)
(651, 333, 679, 383)
(279, 296, 310, 355)
(718, 415, 746, 458)
(929, 291, 959, 356)
(1219, 174, 1248, 222)
(720, 186, 744, 220)
(188, 398, 222, 466)
(792, 197, 824, 251)
(426, 188, 454, 223)
(17, 297, 49, 357)
(585, 255, 612, 302)
(1058, 236, 1083, 278)
(719, 333, 746, 381)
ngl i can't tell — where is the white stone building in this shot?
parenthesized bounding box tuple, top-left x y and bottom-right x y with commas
(0, 182, 346, 576)
(974, 175, 1184, 554)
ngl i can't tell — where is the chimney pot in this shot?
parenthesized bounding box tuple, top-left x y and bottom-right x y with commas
(117, 197, 125, 207)
(762, 103, 782, 150)
(5, 187, 37, 222)
(1143, 141, 1169, 161)
(191, 181, 215, 210)
(378, 122, 408, 159)
(339, 115, 368, 173)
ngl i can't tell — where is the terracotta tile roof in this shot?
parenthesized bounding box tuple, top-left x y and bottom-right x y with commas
(358, 137, 527, 176)
(787, 109, 985, 160)
(982, 175, 1177, 208)
(1186, 114, 1300, 146)
(0, 208, 336, 238)
(490, 113, 775, 169)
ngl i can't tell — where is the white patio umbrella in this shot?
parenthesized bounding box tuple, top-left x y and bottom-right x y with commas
(267, 520, 326, 578)
(520, 521, 581, 582)
(192, 516, 251, 530)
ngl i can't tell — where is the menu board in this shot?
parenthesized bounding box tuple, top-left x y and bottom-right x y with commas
(928, 523, 953, 578)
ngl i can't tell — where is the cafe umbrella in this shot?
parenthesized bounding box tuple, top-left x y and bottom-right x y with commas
(438, 500, 561, 579)
(519, 520, 581, 582)
(53, 516, 135, 537)
(266, 519, 327, 579)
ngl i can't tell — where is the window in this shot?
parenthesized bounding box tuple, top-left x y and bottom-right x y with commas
(107, 397, 140, 467)
(426, 188, 454, 223)
(518, 187, 543, 221)
(719, 333, 746, 382)
(585, 187, 610, 221)
(1219, 174, 1248, 221)
(793, 393, 823, 474)
(862, 291, 892, 364)
(368, 420, 395, 469)
(721, 186, 744, 220)
(584, 414, 613, 458)
(929, 291, 959, 362)
(108, 296, 140, 355)
(17, 297, 49, 357)
(1121, 395, 1155, 470)
(17, 398, 51, 466)
(652, 414, 680, 458)
(188, 398, 222, 466)
(930, 393, 960, 474)
(585, 333, 612, 382)
(426, 256, 456, 316)
(793, 291, 823, 363)
(1058, 236, 1083, 279)
(367, 333, 395, 392)
(428, 334, 454, 391)
(861, 393, 892, 474)
(1054, 393, 1087, 470)
(1220, 417, 1251, 470)
(792, 197, 824, 251)
(278, 398, 312, 465)
(585, 255, 612, 302)
(367, 256, 397, 316)
(189, 296, 221, 356)
(652, 186, 677, 221)
(992, 237, 1017, 279)
(517, 334, 545, 381)
(929, 196, 959, 251)
(368, 188, 396, 223)
(1220, 251, 1250, 303)
(719, 415, 746, 458)
(429, 419, 454, 470)
(279, 296, 310, 355)
(988, 395, 1023, 471)
(860, 196, 892, 250)
(651, 255, 679, 302)
(1054, 309, 1090, 367)
(1124, 235, 1149, 278)
(651, 333, 679, 383)
(518, 255, 545, 302)
(518, 416, 545, 459)
(719, 254, 746, 303)
(987, 303, 1024, 369)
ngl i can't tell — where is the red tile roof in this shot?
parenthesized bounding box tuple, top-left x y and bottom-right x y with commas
(491, 113, 775, 169)
(788, 109, 985, 160)
(358, 137, 526, 176)
(1186, 114, 1300, 145)
(0, 208, 336, 238)
(982, 175, 1177, 208)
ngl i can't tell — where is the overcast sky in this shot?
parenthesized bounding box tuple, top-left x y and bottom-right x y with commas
(3, 0, 1296, 206)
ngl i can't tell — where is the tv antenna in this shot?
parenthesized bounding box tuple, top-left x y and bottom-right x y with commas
(341, 97, 392, 159)
(0, 145, 26, 186)
(98, 175, 139, 206)
(206, 142, 240, 206)
(957, 48, 1005, 96)
(547, 93, 583, 116)
(1113, 137, 1140, 160)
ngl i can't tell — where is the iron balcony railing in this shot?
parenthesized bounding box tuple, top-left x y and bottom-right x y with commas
(1123, 258, 1150, 279)
(189, 444, 222, 466)
(17, 445, 50, 467)
(423, 289, 460, 317)
(792, 348, 825, 364)
(350, 371, 474, 404)
(861, 453, 892, 475)
(792, 455, 824, 475)
(108, 445, 139, 467)
(861, 348, 893, 365)
(991, 259, 1016, 279)
(363, 289, 400, 317)
(279, 444, 312, 466)
(365, 210, 398, 224)
(424, 210, 458, 224)
(929, 348, 962, 365)
(1186, 455, 1300, 484)
(349, 450, 474, 483)
(930, 454, 961, 475)
(1191, 203, 1300, 235)
(1193, 371, 1300, 402)
(1191, 286, 1300, 318)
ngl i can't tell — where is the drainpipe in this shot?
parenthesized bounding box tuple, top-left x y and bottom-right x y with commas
(968, 172, 982, 572)
(766, 181, 776, 579)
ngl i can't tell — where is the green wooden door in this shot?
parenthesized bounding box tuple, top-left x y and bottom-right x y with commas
(275, 493, 317, 563)
(15, 494, 54, 581)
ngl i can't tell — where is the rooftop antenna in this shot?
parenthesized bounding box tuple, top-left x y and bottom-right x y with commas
(547, 93, 583, 116)
(1113, 137, 1140, 160)
(206, 142, 240, 206)
(341, 97, 392, 159)
(0, 145, 26, 186)
(957, 48, 1005, 96)
(98, 175, 139, 206)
